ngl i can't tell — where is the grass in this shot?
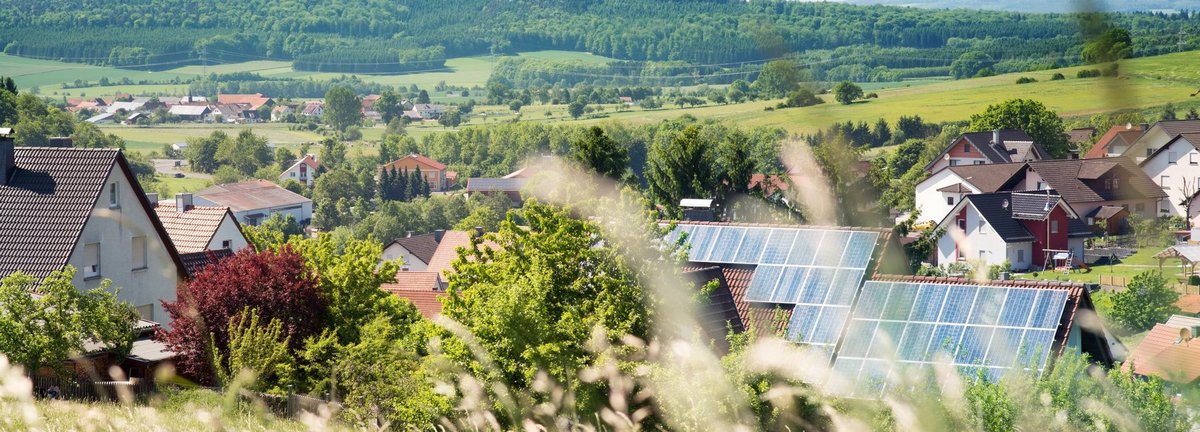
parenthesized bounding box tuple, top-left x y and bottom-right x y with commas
(155, 175, 212, 194)
(1013, 248, 1168, 285)
(103, 123, 327, 155)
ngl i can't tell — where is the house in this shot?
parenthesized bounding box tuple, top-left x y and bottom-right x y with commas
(383, 230, 445, 271)
(150, 193, 249, 254)
(924, 130, 1048, 174)
(380, 229, 492, 318)
(168, 105, 211, 122)
(123, 112, 148, 125)
(464, 177, 526, 205)
(300, 101, 324, 117)
(210, 104, 249, 123)
(216, 93, 273, 111)
(1083, 123, 1146, 159)
(1138, 133, 1200, 224)
(85, 112, 115, 124)
(933, 191, 1093, 270)
(1107, 119, 1200, 162)
(0, 139, 187, 322)
(666, 221, 1115, 396)
(619, 96, 635, 105)
(380, 153, 452, 192)
(279, 154, 322, 187)
(914, 158, 1165, 227)
(1067, 127, 1096, 147)
(271, 105, 294, 122)
(193, 179, 312, 226)
(1123, 315, 1200, 384)
(404, 104, 447, 120)
(105, 100, 148, 114)
(361, 94, 381, 112)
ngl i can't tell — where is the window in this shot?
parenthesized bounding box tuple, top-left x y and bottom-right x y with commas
(1191, 152, 1198, 165)
(84, 242, 100, 278)
(947, 196, 955, 205)
(1087, 217, 1095, 225)
(1135, 203, 1144, 212)
(1147, 148, 1155, 157)
(979, 220, 988, 234)
(290, 172, 296, 177)
(957, 218, 966, 230)
(108, 183, 119, 208)
(135, 304, 153, 321)
(963, 142, 970, 153)
(222, 239, 232, 249)
(979, 250, 986, 260)
(1112, 178, 1119, 190)
(1050, 220, 1059, 234)
(1161, 175, 1171, 190)
(949, 159, 960, 166)
(1036, 181, 1046, 190)
(1017, 249, 1025, 263)
(131, 236, 147, 270)
(1169, 152, 1178, 164)
(974, 160, 985, 165)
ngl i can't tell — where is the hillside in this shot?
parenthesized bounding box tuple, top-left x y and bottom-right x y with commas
(836, 0, 1200, 13)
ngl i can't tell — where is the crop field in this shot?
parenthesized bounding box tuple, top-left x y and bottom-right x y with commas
(1, 50, 617, 98)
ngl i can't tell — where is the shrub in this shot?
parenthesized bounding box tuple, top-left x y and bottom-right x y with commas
(1110, 271, 1180, 331)
(1050, 73, 1065, 80)
(1077, 69, 1101, 78)
(1015, 77, 1037, 84)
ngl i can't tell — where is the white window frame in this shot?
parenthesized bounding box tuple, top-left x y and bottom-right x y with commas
(1161, 175, 1171, 190)
(979, 220, 988, 234)
(946, 196, 955, 205)
(84, 242, 101, 278)
(1017, 249, 1026, 263)
(1169, 151, 1178, 164)
(131, 235, 147, 270)
(108, 183, 120, 208)
(1191, 152, 1198, 165)
(1051, 220, 1059, 234)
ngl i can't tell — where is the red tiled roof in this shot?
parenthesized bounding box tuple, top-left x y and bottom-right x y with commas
(426, 231, 473, 272)
(1084, 124, 1146, 159)
(1124, 323, 1200, 383)
(683, 264, 793, 337)
(216, 93, 271, 110)
(382, 154, 447, 172)
(153, 203, 237, 253)
(383, 284, 444, 318)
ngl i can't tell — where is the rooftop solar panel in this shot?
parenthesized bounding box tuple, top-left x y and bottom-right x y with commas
(832, 281, 1070, 397)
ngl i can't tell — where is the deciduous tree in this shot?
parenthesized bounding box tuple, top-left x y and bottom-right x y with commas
(832, 81, 863, 105)
(1110, 271, 1180, 331)
(969, 99, 1069, 159)
(323, 85, 362, 132)
(569, 126, 628, 180)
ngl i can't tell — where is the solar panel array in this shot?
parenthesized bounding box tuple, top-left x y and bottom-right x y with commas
(670, 224, 880, 357)
(831, 281, 1069, 397)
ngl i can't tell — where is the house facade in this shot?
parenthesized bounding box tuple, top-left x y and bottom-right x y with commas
(382, 230, 444, 271)
(924, 130, 1048, 174)
(935, 192, 1091, 271)
(380, 154, 451, 192)
(1110, 119, 1200, 162)
(914, 163, 1025, 224)
(151, 193, 249, 254)
(0, 141, 186, 322)
(279, 154, 322, 187)
(1083, 123, 1147, 159)
(1139, 133, 1200, 224)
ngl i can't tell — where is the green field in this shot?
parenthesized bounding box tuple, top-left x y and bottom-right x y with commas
(1, 50, 617, 98)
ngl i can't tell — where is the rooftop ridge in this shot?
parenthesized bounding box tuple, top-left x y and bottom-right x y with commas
(870, 274, 1087, 289)
(663, 219, 892, 233)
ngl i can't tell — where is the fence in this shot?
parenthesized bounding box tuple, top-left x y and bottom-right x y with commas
(1097, 275, 1200, 295)
(32, 375, 156, 401)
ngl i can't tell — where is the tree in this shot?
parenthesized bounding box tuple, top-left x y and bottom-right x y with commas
(159, 247, 328, 384)
(242, 214, 304, 251)
(970, 99, 1069, 158)
(1161, 103, 1177, 121)
(871, 118, 892, 146)
(568, 99, 586, 119)
(832, 81, 863, 105)
(1110, 271, 1180, 331)
(437, 108, 462, 128)
(333, 316, 448, 427)
(569, 126, 628, 179)
(0, 267, 137, 376)
(209, 307, 294, 393)
(218, 129, 273, 176)
(646, 125, 718, 213)
(322, 86, 362, 132)
(213, 165, 243, 184)
(718, 130, 756, 195)
(376, 91, 404, 123)
(416, 89, 430, 104)
(783, 88, 822, 108)
(950, 51, 993, 79)
(441, 201, 649, 398)
(754, 60, 801, 97)
(312, 168, 360, 229)
(184, 131, 225, 174)
(1082, 27, 1132, 64)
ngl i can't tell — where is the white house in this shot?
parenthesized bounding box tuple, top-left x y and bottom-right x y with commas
(934, 191, 1091, 271)
(913, 163, 1024, 224)
(923, 130, 1047, 174)
(382, 230, 445, 271)
(279, 154, 322, 187)
(193, 179, 313, 226)
(151, 193, 249, 254)
(1114, 119, 1200, 162)
(0, 141, 186, 322)
(1139, 133, 1200, 224)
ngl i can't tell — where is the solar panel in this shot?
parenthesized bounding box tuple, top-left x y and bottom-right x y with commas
(771, 267, 807, 303)
(734, 228, 770, 263)
(760, 230, 796, 265)
(831, 281, 1072, 396)
(786, 230, 824, 266)
(744, 265, 784, 302)
(706, 227, 746, 262)
(812, 230, 850, 267)
(840, 232, 879, 268)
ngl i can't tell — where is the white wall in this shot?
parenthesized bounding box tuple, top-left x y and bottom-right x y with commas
(935, 203, 1012, 268)
(206, 213, 250, 252)
(1005, 242, 1034, 271)
(1141, 137, 1200, 225)
(1127, 126, 1176, 162)
(223, 201, 312, 226)
(382, 243, 427, 271)
(915, 169, 979, 224)
(928, 157, 989, 174)
(70, 166, 182, 323)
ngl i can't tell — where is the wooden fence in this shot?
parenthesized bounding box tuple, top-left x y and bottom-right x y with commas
(1097, 275, 1200, 295)
(32, 375, 156, 401)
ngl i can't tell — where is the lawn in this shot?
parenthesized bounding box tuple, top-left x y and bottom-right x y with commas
(154, 175, 212, 194)
(103, 124, 327, 155)
(1013, 248, 1170, 285)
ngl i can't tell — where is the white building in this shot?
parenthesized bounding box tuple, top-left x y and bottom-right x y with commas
(934, 192, 1091, 272)
(382, 230, 445, 271)
(1114, 119, 1200, 162)
(279, 154, 322, 187)
(151, 193, 249, 254)
(1139, 133, 1200, 224)
(194, 179, 312, 226)
(913, 163, 1024, 224)
(0, 141, 186, 322)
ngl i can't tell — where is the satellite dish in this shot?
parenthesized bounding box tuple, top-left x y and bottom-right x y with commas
(944, 154, 950, 161)
(1002, 199, 1009, 209)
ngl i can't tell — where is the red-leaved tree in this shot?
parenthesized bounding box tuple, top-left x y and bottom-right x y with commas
(158, 246, 327, 384)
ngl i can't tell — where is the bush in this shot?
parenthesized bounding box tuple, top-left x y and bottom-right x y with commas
(1189, 275, 1200, 285)
(1077, 69, 1101, 78)
(1015, 77, 1037, 84)
(782, 88, 823, 108)
(1110, 271, 1180, 331)
(1050, 73, 1065, 80)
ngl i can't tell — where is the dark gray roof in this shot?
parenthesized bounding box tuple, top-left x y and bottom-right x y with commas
(466, 177, 527, 192)
(961, 192, 1094, 242)
(926, 130, 1046, 171)
(179, 248, 235, 277)
(0, 146, 187, 281)
(1157, 119, 1200, 137)
(389, 233, 440, 265)
(1010, 192, 1060, 220)
(682, 266, 745, 351)
(1027, 158, 1166, 203)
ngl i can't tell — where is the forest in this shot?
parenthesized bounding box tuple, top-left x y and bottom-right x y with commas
(0, 1, 1196, 79)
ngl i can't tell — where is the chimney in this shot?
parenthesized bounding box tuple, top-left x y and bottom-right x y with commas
(47, 137, 73, 148)
(0, 137, 13, 185)
(474, 226, 484, 237)
(146, 192, 158, 204)
(992, 129, 1001, 146)
(406, 230, 414, 238)
(433, 229, 445, 243)
(175, 193, 193, 212)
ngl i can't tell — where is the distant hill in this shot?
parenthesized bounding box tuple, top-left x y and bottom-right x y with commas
(831, 0, 1200, 13)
